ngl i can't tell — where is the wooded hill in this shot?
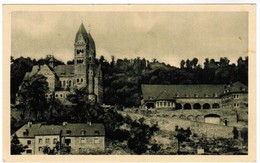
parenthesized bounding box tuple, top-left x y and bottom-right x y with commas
(11, 55, 248, 107)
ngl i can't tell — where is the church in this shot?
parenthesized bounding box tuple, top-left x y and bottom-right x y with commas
(21, 23, 103, 105)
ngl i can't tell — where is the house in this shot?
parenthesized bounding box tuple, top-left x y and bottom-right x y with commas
(14, 122, 105, 155)
(17, 23, 103, 106)
(141, 82, 248, 125)
(141, 81, 248, 110)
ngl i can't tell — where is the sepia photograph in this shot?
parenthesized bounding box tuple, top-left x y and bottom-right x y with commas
(3, 4, 256, 162)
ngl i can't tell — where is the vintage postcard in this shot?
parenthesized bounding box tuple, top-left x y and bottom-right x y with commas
(3, 4, 256, 162)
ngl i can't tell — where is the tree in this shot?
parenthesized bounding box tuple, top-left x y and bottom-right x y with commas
(232, 127, 239, 139)
(174, 126, 192, 154)
(180, 60, 185, 69)
(191, 58, 199, 69)
(11, 57, 33, 103)
(17, 75, 48, 121)
(11, 134, 28, 154)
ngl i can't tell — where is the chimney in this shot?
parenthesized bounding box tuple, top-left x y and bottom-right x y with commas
(63, 122, 68, 126)
(28, 121, 32, 127)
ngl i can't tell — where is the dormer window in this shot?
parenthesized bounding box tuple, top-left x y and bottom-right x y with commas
(95, 130, 100, 135)
(66, 130, 72, 134)
(81, 130, 86, 135)
(204, 94, 208, 97)
(194, 94, 198, 97)
(175, 94, 179, 97)
(241, 87, 246, 91)
(23, 129, 29, 136)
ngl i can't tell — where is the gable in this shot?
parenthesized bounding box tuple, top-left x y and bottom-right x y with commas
(38, 64, 55, 77)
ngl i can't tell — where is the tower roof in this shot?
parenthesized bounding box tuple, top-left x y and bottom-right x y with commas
(75, 23, 89, 44)
(75, 23, 96, 52)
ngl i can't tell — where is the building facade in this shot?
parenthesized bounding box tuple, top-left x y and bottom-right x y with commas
(141, 82, 248, 110)
(141, 82, 248, 125)
(19, 23, 103, 105)
(15, 122, 105, 155)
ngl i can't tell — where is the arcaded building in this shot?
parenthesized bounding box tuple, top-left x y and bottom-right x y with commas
(21, 23, 103, 105)
(141, 82, 248, 110)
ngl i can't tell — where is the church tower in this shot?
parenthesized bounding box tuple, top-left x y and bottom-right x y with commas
(87, 49, 97, 105)
(74, 23, 96, 88)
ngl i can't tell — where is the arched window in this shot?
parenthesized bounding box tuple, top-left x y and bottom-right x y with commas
(184, 103, 192, 110)
(176, 103, 182, 109)
(77, 79, 79, 83)
(81, 78, 83, 82)
(196, 115, 203, 122)
(180, 115, 186, 119)
(63, 81, 65, 87)
(193, 103, 201, 109)
(187, 115, 194, 121)
(203, 103, 210, 109)
(212, 103, 220, 109)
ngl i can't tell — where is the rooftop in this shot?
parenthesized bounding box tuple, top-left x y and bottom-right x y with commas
(15, 122, 105, 138)
(141, 82, 247, 101)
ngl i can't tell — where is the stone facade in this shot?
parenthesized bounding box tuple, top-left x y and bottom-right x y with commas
(20, 23, 103, 105)
(15, 122, 105, 155)
(141, 82, 248, 111)
(141, 82, 248, 125)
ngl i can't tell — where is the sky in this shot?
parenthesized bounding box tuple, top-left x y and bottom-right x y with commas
(11, 11, 248, 67)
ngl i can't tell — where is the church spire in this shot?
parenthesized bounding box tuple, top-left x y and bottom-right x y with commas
(75, 23, 89, 44)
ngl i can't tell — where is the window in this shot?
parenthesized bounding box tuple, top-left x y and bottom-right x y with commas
(39, 138, 42, 144)
(26, 149, 32, 154)
(65, 139, 71, 145)
(55, 94, 58, 97)
(53, 138, 57, 144)
(94, 130, 100, 135)
(233, 95, 239, 99)
(66, 130, 72, 134)
(60, 94, 63, 98)
(23, 131, 28, 136)
(81, 130, 86, 135)
(94, 138, 99, 144)
(234, 103, 239, 107)
(45, 138, 50, 144)
(39, 147, 42, 152)
(81, 78, 83, 82)
(27, 140, 31, 145)
(45, 94, 48, 98)
(77, 79, 79, 83)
